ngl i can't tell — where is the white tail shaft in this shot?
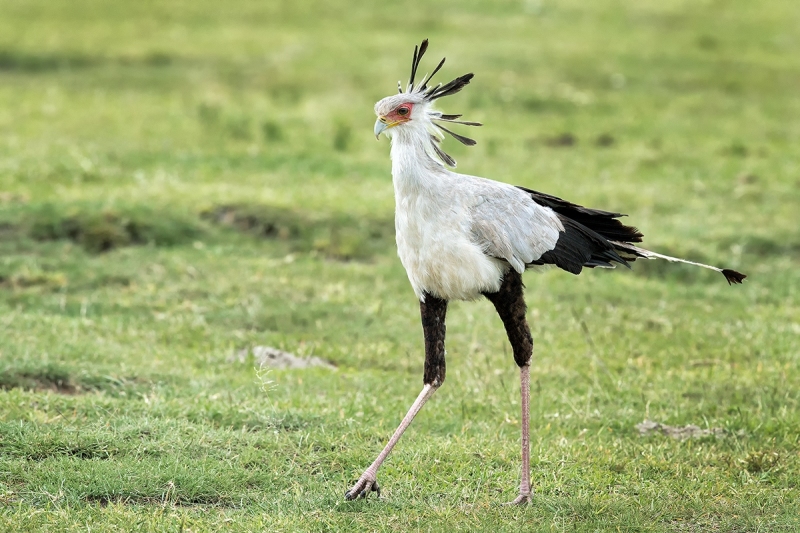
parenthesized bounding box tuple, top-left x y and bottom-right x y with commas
(611, 242, 746, 285)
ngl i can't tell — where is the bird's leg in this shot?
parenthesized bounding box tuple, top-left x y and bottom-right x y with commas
(484, 269, 533, 505)
(345, 294, 447, 500)
(510, 363, 532, 505)
(344, 383, 436, 500)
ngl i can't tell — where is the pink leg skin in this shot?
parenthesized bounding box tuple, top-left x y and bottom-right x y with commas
(345, 383, 439, 500)
(507, 364, 532, 505)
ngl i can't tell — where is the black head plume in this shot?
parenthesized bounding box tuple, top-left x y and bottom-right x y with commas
(408, 39, 429, 92)
(430, 134, 456, 167)
(419, 57, 446, 92)
(398, 39, 474, 96)
(424, 73, 474, 100)
(433, 123, 477, 146)
(399, 39, 482, 168)
(405, 39, 474, 98)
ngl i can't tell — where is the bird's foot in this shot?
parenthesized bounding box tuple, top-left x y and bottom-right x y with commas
(345, 473, 381, 500)
(504, 491, 532, 505)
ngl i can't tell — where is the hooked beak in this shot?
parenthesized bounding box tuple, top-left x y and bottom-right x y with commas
(374, 117, 389, 139)
(374, 116, 404, 139)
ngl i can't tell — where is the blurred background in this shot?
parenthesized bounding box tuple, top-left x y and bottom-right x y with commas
(0, 0, 798, 529)
(1, 0, 798, 250)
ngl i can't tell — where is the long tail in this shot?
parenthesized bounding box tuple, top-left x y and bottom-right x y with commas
(611, 242, 747, 285)
(519, 186, 747, 285)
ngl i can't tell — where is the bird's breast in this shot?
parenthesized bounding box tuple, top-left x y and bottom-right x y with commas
(394, 192, 506, 301)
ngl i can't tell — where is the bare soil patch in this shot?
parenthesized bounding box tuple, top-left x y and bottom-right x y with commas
(230, 346, 335, 369)
(635, 420, 725, 440)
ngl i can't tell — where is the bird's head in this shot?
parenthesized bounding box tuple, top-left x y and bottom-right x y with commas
(373, 93, 429, 139)
(373, 39, 481, 167)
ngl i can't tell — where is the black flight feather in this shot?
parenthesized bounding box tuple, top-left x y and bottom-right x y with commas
(520, 189, 747, 284)
(518, 187, 643, 244)
(530, 216, 630, 274)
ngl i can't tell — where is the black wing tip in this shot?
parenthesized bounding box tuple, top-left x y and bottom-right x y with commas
(722, 269, 747, 285)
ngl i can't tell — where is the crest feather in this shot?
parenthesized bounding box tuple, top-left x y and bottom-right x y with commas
(397, 39, 482, 168)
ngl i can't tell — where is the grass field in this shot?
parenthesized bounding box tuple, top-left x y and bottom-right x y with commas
(1, 0, 799, 531)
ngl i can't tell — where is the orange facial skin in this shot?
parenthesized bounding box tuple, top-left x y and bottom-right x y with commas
(385, 103, 414, 123)
(374, 103, 415, 138)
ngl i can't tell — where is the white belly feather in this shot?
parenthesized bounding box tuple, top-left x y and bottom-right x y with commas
(395, 193, 507, 301)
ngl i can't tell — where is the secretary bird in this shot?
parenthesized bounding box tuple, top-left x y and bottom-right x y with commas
(345, 39, 746, 504)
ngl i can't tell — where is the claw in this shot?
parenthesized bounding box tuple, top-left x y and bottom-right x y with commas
(345, 477, 380, 501)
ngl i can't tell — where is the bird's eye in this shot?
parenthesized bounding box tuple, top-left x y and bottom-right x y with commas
(397, 107, 409, 116)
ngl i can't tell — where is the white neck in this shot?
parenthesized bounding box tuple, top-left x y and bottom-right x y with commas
(388, 121, 446, 196)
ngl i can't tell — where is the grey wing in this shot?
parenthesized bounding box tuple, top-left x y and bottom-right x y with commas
(468, 181, 564, 273)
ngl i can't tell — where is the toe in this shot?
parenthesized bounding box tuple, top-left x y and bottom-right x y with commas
(505, 493, 532, 505)
(345, 476, 379, 501)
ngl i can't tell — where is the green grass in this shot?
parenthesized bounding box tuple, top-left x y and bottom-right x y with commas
(1, 0, 799, 531)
